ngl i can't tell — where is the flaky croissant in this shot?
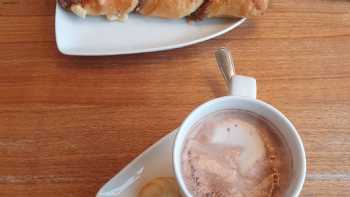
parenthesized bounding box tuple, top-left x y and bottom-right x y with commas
(58, 0, 269, 21)
(199, 0, 269, 19)
(58, 0, 138, 21)
(137, 0, 204, 19)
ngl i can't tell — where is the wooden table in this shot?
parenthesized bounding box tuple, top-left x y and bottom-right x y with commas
(0, 0, 350, 196)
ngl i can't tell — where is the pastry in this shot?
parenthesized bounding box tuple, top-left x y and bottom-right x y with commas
(58, 0, 269, 21)
(58, 0, 139, 21)
(191, 0, 269, 20)
(137, 0, 204, 19)
(138, 177, 181, 197)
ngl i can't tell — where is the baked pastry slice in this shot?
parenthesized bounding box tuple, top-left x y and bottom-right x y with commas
(137, 0, 204, 19)
(138, 177, 181, 197)
(192, 0, 269, 20)
(58, 0, 269, 21)
(58, 0, 139, 21)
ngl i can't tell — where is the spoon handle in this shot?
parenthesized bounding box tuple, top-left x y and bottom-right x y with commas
(215, 48, 235, 87)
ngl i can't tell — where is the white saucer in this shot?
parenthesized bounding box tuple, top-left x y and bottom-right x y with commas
(96, 129, 178, 197)
(55, 3, 246, 56)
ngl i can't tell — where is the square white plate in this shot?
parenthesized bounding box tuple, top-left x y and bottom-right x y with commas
(55, 4, 245, 56)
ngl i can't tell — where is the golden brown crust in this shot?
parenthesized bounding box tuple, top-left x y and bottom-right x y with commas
(58, 0, 81, 9)
(59, 0, 269, 21)
(204, 0, 269, 18)
(188, 0, 211, 21)
(138, 177, 181, 197)
(84, 0, 138, 16)
(59, 0, 138, 21)
(138, 0, 204, 19)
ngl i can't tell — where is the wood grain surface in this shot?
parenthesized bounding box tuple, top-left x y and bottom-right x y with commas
(0, 0, 350, 196)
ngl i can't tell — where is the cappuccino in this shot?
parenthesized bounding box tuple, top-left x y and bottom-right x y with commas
(181, 109, 291, 196)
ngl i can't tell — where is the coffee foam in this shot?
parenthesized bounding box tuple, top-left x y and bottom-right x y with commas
(182, 110, 291, 196)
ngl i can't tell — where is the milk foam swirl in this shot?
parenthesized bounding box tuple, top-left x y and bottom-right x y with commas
(182, 110, 291, 197)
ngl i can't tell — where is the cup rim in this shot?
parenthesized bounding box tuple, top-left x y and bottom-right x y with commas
(172, 96, 306, 197)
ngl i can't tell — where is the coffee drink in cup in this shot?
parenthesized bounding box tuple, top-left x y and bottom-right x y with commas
(181, 109, 292, 196)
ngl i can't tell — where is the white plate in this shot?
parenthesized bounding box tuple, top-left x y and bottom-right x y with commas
(96, 129, 178, 197)
(55, 4, 246, 56)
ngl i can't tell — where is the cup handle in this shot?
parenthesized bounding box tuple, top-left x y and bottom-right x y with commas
(229, 75, 257, 99)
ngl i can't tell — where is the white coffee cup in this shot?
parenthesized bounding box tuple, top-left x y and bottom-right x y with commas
(172, 49, 306, 196)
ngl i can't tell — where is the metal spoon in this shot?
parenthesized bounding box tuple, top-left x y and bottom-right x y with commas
(215, 47, 235, 87)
